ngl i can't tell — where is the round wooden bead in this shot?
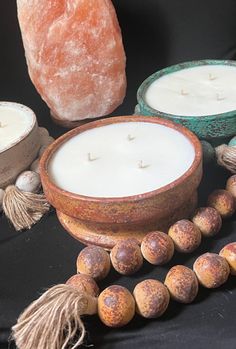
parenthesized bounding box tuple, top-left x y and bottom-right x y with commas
(219, 243, 236, 275)
(193, 253, 230, 288)
(141, 231, 174, 265)
(192, 207, 222, 237)
(0, 189, 4, 212)
(98, 285, 135, 327)
(207, 189, 235, 218)
(110, 239, 143, 275)
(201, 140, 215, 164)
(77, 246, 111, 281)
(133, 279, 170, 318)
(40, 136, 55, 147)
(168, 219, 201, 253)
(164, 265, 198, 303)
(66, 273, 99, 296)
(38, 145, 48, 158)
(226, 175, 236, 200)
(39, 127, 49, 139)
(30, 158, 40, 174)
(15, 171, 41, 193)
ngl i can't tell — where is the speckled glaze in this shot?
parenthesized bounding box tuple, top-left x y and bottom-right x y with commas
(98, 285, 135, 327)
(137, 60, 236, 143)
(40, 115, 202, 249)
(0, 102, 40, 188)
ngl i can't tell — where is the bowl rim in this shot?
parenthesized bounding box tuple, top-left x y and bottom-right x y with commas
(137, 59, 236, 120)
(0, 101, 37, 154)
(40, 115, 202, 204)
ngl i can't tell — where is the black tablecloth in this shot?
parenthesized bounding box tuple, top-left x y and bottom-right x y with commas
(0, 1, 236, 348)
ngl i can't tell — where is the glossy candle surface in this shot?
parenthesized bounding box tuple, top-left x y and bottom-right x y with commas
(145, 65, 236, 116)
(0, 104, 34, 152)
(48, 122, 195, 198)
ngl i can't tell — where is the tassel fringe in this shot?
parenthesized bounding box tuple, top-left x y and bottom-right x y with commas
(3, 185, 50, 231)
(12, 284, 98, 349)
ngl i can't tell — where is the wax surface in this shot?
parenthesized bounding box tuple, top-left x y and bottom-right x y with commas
(0, 106, 33, 152)
(145, 65, 236, 116)
(49, 122, 195, 198)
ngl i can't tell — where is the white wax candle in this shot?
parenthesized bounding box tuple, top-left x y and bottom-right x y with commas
(145, 65, 236, 116)
(49, 122, 195, 198)
(0, 103, 34, 152)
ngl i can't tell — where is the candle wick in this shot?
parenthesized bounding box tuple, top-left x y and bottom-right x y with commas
(209, 73, 217, 81)
(87, 152, 98, 162)
(128, 134, 135, 141)
(180, 89, 189, 96)
(216, 93, 225, 101)
(138, 160, 150, 169)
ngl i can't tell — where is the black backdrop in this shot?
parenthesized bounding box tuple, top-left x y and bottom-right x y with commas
(0, 1, 236, 348)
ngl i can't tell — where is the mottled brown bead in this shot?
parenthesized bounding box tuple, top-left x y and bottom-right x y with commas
(226, 175, 236, 201)
(110, 239, 143, 275)
(98, 285, 135, 327)
(168, 219, 201, 253)
(193, 253, 230, 288)
(207, 189, 235, 218)
(192, 207, 222, 237)
(77, 246, 111, 281)
(133, 279, 170, 318)
(141, 231, 174, 265)
(219, 243, 236, 276)
(66, 273, 100, 297)
(164, 265, 198, 303)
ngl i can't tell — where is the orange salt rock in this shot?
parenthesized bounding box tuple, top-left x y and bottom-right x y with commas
(17, 0, 126, 124)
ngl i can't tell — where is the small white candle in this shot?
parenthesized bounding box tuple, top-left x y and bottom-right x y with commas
(0, 103, 35, 153)
(48, 122, 195, 198)
(145, 65, 236, 116)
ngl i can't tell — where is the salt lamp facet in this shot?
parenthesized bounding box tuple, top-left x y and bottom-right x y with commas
(17, 0, 126, 123)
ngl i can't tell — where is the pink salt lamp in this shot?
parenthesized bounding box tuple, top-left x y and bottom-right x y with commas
(17, 0, 126, 127)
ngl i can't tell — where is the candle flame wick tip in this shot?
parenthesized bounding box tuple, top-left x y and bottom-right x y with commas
(87, 152, 98, 161)
(209, 73, 217, 81)
(216, 93, 225, 101)
(138, 160, 150, 169)
(180, 89, 189, 96)
(128, 134, 135, 141)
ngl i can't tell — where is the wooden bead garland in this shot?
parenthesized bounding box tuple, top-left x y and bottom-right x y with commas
(0, 127, 53, 230)
(12, 239, 236, 349)
(12, 174, 236, 349)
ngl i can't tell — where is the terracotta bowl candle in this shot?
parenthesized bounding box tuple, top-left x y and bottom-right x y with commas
(40, 115, 202, 249)
(137, 60, 236, 143)
(0, 102, 40, 188)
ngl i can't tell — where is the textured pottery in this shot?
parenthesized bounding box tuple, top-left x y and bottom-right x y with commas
(137, 60, 236, 144)
(0, 102, 40, 189)
(40, 115, 202, 249)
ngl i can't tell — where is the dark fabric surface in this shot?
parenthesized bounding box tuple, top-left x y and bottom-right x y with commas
(0, 1, 236, 348)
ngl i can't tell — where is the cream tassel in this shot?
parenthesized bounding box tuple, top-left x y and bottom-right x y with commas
(12, 284, 97, 349)
(2, 185, 50, 231)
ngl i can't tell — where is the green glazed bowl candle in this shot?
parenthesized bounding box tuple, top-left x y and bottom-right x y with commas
(137, 60, 236, 144)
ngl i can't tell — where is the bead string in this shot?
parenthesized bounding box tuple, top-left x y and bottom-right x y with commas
(77, 174, 236, 278)
(12, 174, 236, 349)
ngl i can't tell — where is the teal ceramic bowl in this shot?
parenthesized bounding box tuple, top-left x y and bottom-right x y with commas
(137, 60, 236, 144)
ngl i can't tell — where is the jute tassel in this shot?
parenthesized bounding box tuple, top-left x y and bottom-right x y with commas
(2, 185, 50, 231)
(12, 284, 98, 349)
(215, 145, 236, 174)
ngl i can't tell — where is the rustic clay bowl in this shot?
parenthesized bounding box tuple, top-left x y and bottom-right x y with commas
(0, 102, 40, 189)
(40, 115, 202, 249)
